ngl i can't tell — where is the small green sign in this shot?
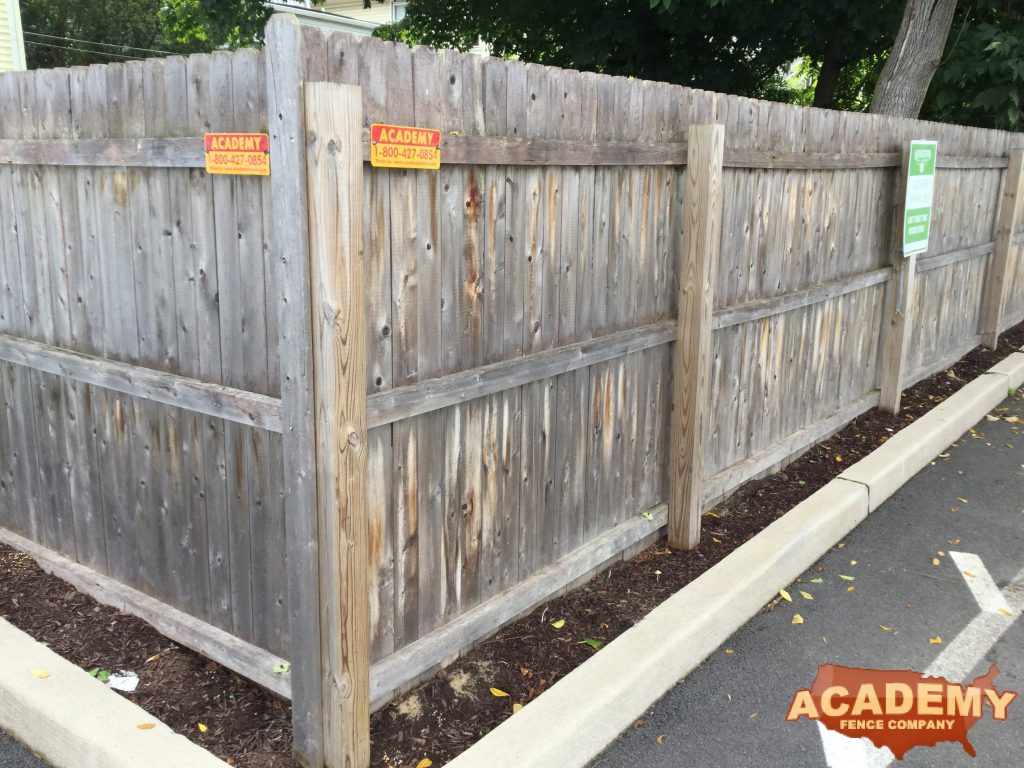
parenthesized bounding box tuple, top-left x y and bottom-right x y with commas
(902, 140, 937, 256)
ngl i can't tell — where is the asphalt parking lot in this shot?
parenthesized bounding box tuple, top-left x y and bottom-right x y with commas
(593, 390, 1024, 768)
(0, 730, 50, 768)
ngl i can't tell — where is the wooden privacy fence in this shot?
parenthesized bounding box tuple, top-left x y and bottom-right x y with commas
(2, 12, 1024, 766)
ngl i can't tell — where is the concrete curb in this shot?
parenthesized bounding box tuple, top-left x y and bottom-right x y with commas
(444, 348, 1024, 768)
(0, 618, 228, 768)
(839, 350, 1024, 512)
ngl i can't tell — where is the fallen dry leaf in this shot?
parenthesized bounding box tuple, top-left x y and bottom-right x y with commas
(792, 614, 804, 625)
(31, 670, 49, 679)
(490, 687, 510, 698)
(957, 497, 969, 504)
(416, 760, 433, 768)
(145, 653, 161, 664)
(929, 636, 942, 645)
(880, 625, 892, 632)
(550, 619, 566, 629)
(724, 649, 734, 655)
(847, 586, 856, 592)
(136, 723, 156, 730)
(949, 539, 960, 545)
(932, 558, 940, 566)
(512, 703, 523, 714)
(779, 589, 793, 602)
(657, 735, 665, 745)
(800, 591, 814, 600)
(998, 608, 1013, 617)
(198, 723, 208, 733)
(963, 570, 977, 579)
(839, 575, 855, 581)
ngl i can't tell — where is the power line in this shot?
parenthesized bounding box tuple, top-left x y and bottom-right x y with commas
(23, 30, 176, 56)
(23, 39, 147, 62)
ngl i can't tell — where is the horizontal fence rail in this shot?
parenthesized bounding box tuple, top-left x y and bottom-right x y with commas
(0, 134, 1010, 170)
(0, 335, 283, 432)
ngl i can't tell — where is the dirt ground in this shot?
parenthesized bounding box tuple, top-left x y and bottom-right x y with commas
(0, 321, 1021, 768)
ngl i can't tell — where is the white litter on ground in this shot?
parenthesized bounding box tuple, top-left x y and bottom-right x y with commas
(106, 671, 139, 693)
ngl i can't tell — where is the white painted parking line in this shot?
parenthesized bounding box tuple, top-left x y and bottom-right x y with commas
(927, 563, 1023, 684)
(817, 722, 893, 768)
(949, 551, 1013, 614)
(819, 557, 1024, 768)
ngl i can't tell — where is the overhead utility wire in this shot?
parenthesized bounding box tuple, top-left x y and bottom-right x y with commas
(23, 30, 176, 56)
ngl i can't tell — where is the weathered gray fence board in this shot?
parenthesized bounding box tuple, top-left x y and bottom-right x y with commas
(0, 53, 288, 655)
(2, 28, 1022, 734)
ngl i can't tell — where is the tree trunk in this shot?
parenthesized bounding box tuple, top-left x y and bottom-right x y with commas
(813, 43, 845, 110)
(869, 0, 958, 118)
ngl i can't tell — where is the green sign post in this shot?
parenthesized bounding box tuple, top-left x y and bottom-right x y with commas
(902, 140, 937, 256)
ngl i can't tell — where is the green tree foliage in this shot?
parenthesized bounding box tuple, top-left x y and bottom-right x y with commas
(377, 0, 1024, 129)
(20, 0, 190, 68)
(158, 0, 277, 51)
(924, 1, 1024, 130)
(374, 0, 905, 108)
(20, 0, 324, 69)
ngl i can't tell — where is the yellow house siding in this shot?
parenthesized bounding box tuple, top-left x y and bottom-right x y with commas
(0, 0, 26, 72)
(321, 0, 397, 26)
(0, 1, 13, 72)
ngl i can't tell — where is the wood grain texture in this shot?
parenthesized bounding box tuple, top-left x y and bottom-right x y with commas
(366, 320, 675, 427)
(0, 136, 205, 167)
(5, 32, 1024, 723)
(1, 133, 1008, 171)
(979, 149, 1024, 348)
(263, 15, 324, 767)
(0, 334, 282, 431)
(668, 124, 724, 550)
(304, 81, 371, 768)
(879, 143, 917, 414)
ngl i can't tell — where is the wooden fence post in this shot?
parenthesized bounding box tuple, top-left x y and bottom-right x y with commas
(668, 123, 724, 551)
(879, 143, 917, 415)
(980, 148, 1024, 350)
(267, 17, 371, 768)
(264, 15, 327, 768)
(304, 81, 371, 768)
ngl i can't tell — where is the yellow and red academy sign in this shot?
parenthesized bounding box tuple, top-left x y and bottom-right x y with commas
(204, 133, 270, 176)
(370, 123, 441, 170)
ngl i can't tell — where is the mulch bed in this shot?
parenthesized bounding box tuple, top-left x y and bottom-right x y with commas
(1, 320, 1022, 768)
